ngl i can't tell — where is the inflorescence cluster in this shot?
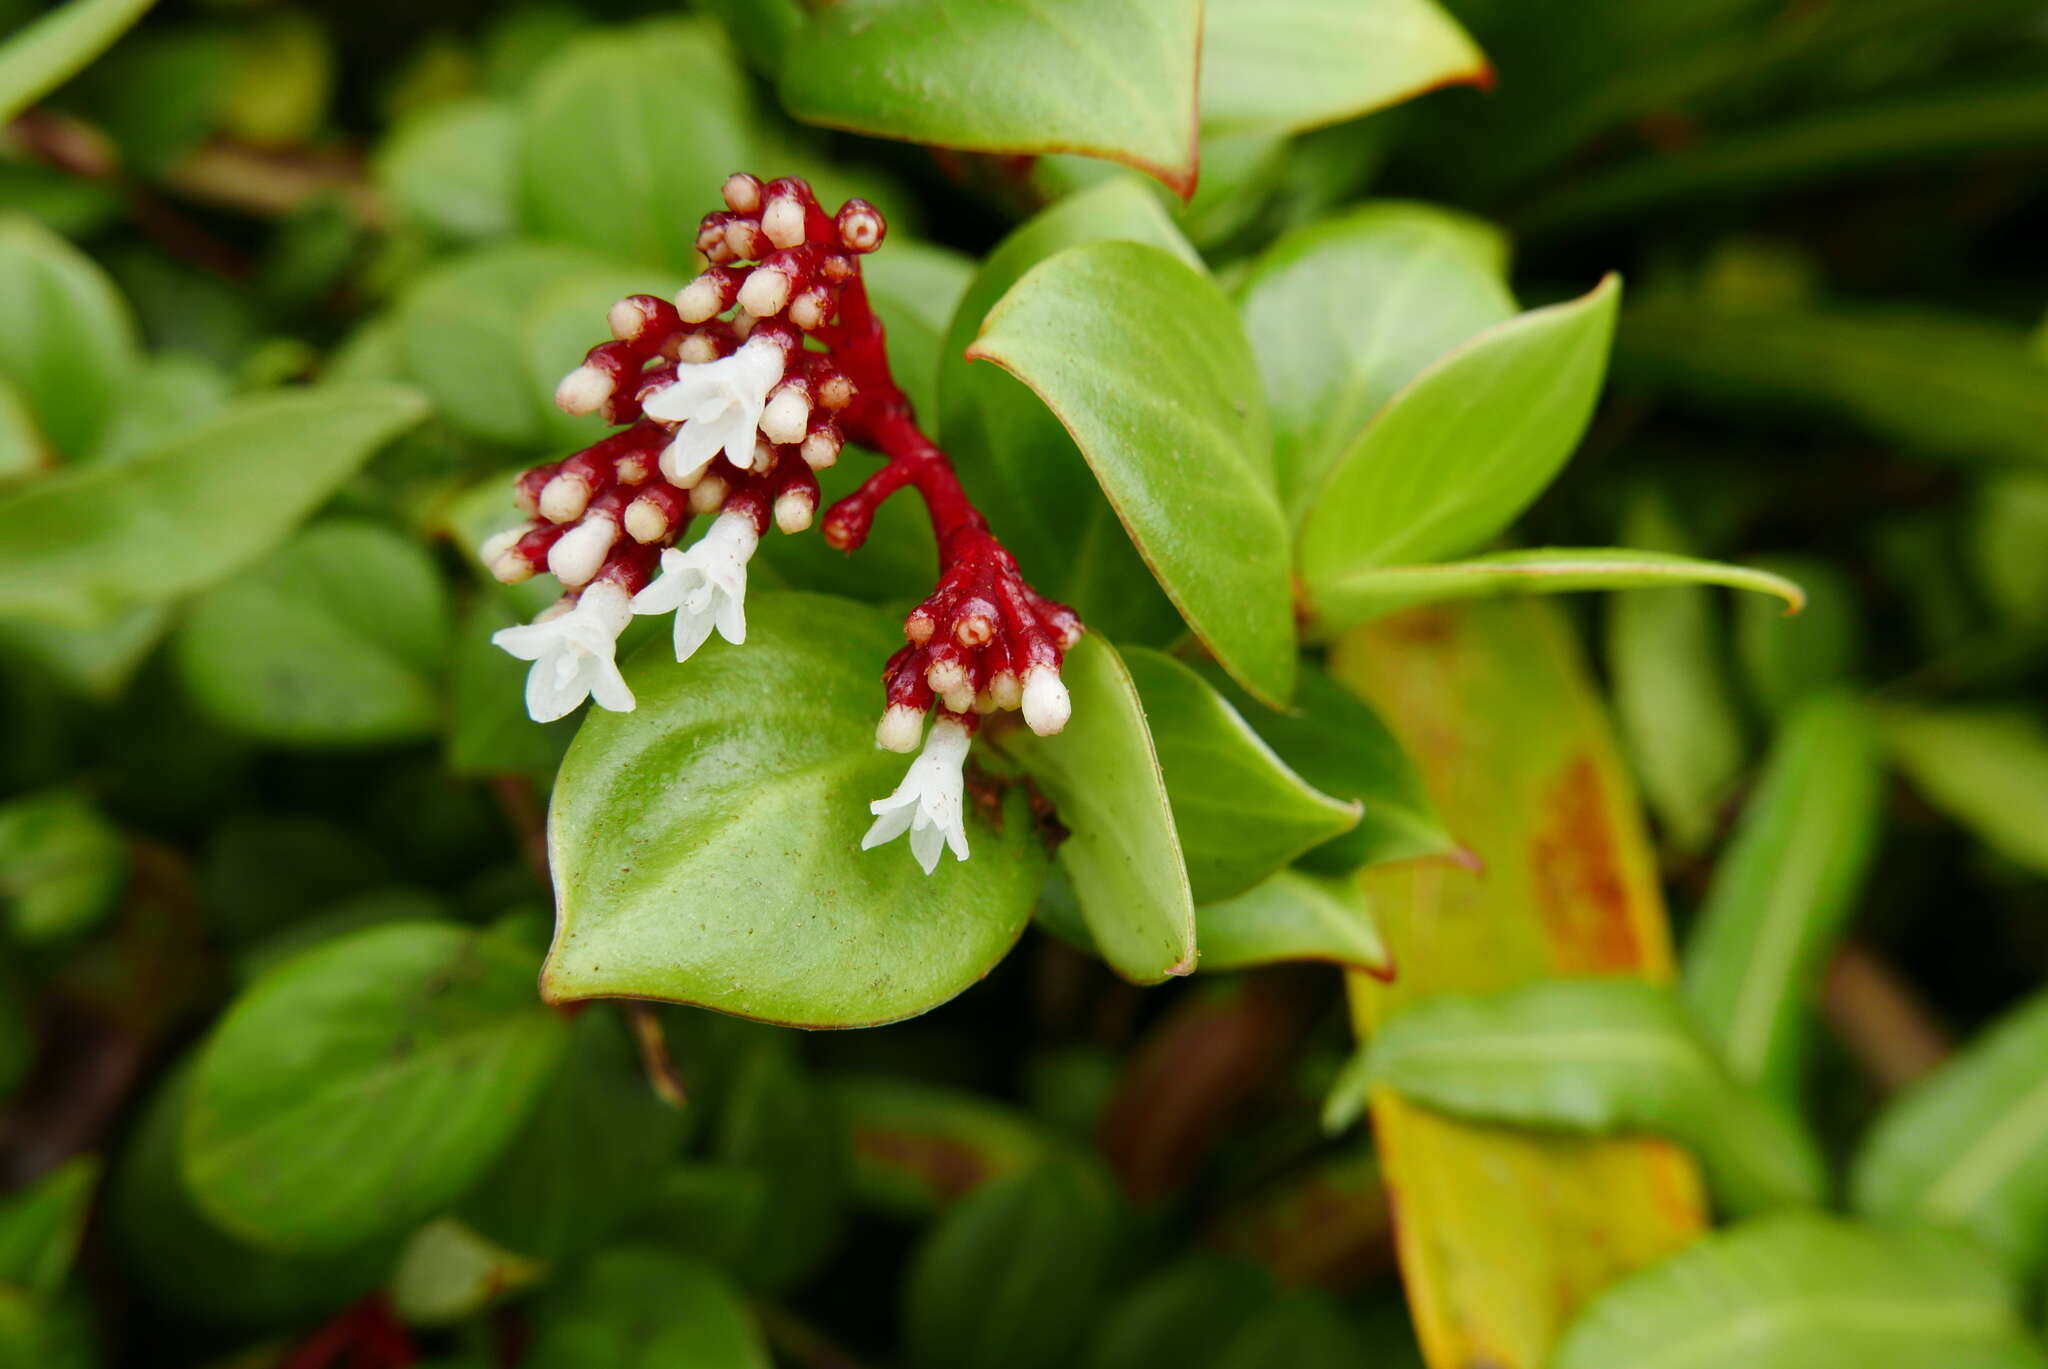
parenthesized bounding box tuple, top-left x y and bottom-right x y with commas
(485, 174, 1081, 873)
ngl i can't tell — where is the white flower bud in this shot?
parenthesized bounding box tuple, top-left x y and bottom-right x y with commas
(989, 670, 1022, 711)
(722, 172, 762, 214)
(548, 516, 618, 587)
(1021, 666, 1071, 736)
(773, 488, 815, 535)
(675, 274, 727, 323)
(478, 527, 522, 566)
(762, 193, 806, 249)
(875, 704, 925, 753)
(538, 472, 592, 523)
(623, 494, 673, 544)
(788, 289, 830, 331)
(689, 473, 729, 514)
(678, 330, 719, 364)
(608, 296, 652, 340)
(554, 364, 612, 415)
(760, 385, 811, 444)
(800, 427, 841, 470)
(737, 266, 791, 318)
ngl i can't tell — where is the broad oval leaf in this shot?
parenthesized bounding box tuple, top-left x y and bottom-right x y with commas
(1238, 201, 1513, 522)
(182, 922, 571, 1253)
(1884, 708, 2048, 878)
(175, 520, 450, 746)
(1311, 547, 1807, 634)
(1684, 693, 1883, 1106)
(1297, 274, 1621, 597)
(0, 0, 158, 125)
(938, 178, 1197, 645)
(0, 1157, 97, 1299)
(543, 592, 1046, 1028)
(1853, 989, 2048, 1276)
(0, 213, 139, 460)
(969, 241, 1294, 705)
(1200, 0, 1486, 137)
(831, 1075, 1055, 1218)
(781, 0, 1202, 198)
(1331, 978, 1826, 1217)
(1552, 1213, 2047, 1369)
(373, 96, 519, 242)
(1124, 646, 1355, 903)
(526, 1246, 772, 1369)
(0, 384, 428, 628)
(1196, 870, 1390, 977)
(0, 789, 126, 943)
(998, 634, 1194, 983)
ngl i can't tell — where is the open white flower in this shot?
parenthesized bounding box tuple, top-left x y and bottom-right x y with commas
(640, 337, 784, 486)
(490, 581, 635, 723)
(861, 716, 972, 875)
(632, 510, 759, 662)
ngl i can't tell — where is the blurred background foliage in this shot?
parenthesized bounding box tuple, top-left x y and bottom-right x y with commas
(0, 0, 2046, 1366)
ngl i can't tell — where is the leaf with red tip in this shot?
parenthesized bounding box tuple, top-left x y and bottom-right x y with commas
(780, 0, 1202, 199)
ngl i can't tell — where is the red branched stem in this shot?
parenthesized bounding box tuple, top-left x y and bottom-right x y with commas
(280, 1295, 417, 1369)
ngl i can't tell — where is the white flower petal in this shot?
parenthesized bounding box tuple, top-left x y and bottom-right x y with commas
(861, 719, 972, 874)
(494, 582, 634, 722)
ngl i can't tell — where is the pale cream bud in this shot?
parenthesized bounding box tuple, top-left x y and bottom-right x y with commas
(762, 193, 806, 249)
(538, 472, 592, 523)
(1021, 667, 1071, 736)
(737, 266, 791, 318)
(554, 365, 611, 415)
(876, 705, 924, 754)
(760, 385, 811, 444)
(773, 488, 815, 534)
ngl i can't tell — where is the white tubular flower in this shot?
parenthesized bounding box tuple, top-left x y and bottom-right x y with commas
(640, 337, 785, 486)
(490, 581, 635, 723)
(632, 510, 758, 663)
(861, 717, 972, 875)
(1021, 666, 1072, 736)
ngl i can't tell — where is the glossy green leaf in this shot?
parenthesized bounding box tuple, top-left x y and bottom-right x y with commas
(782, 0, 1202, 197)
(0, 213, 139, 460)
(86, 352, 230, 468)
(394, 241, 610, 447)
(1605, 493, 1750, 853)
(1297, 275, 1621, 602)
(707, 1044, 849, 1291)
(0, 789, 126, 943)
(937, 178, 1196, 644)
(1331, 978, 1826, 1217)
(1312, 546, 1807, 633)
(389, 1219, 545, 1327)
(1196, 870, 1391, 977)
(694, 0, 802, 75)
(0, 0, 158, 124)
(182, 922, 571, 1253)
(1238, 202, 1514, 522)
(1885, 708, 2048, 877)
(0, 1158, 96, 1299)
(1201, 0, 1483, 136)
(1618, 295, 2048, 468)
(1735, 555, 1861, 716)
(1552, 1213, 2048, 1369)
(1201, 661, 1452, 873)
(998, 634, 1194, 983)
(970, 241, 1293, 704)
(1125, 647, 1355, 903)
(830, 1075, 1056, 1217)
(459, 1009, 688, 1262)
(519, 21, 765, 271)
(525, 1246, 771, 1369)
(175, 520, 450, 746)
(1685, 694, 1883, 1105)
(0, 384, 428, 628)
(1854, 989, 2048, 1275)
(543, 593, 1046, 1027)
(374, 96, 519, 241)
(905, 1162, 1122, 1369)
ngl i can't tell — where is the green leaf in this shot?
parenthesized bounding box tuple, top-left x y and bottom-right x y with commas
(1684, 694, 1883, 1106)
(0, 383, 428, 628)
(1735, 554, 1862, 717)
(708, 1043, 849, 1290)
(525, 1246, 771, 1369)
(0, 1158, 97, 1298)
(1088, 1255, 1278, 1369)
(1605, 492, 1751, 853)
(175, 520, 450, 747)
(374, 96, 520, 241)
(1212, 1290, 1374, 1369)
(86, 352, 231, 468)
(969, 241, 1294, 705)
(937, 178, 1196, 645)
(1969, 473, 2048, 628)
(518, 21, 764, 272)
(394, 240, 611, 447)
(458, 1009, 686, 1262)
(1310, 547, 1807, 633)
(998, 634, 1194, 983)
(1617, 295, 2048, 469)
(1552, 1213, 2048, 1369)
(1195, 870, 1390, 977)
(694, 0, 802, 76)
(1200, 0, 1485, 136)
(0, 603, 169, 700)
(781, 0, 1202, 198)
(1124, 647, 1355, 903)
(182, 922, 571, 1253)
(832, 1073, 1058, 1217)
(543, 593, 1046, 1027)
(0, 374, 50, 486)
(1201, 662, 1452, 873)
(1331, 978, 1826, 1217)
(0, 0, 158, 124)
(1885, 708, 2048, 877)
(905, 1162, 1122, 1369)
(0, 213, 139, 460)
(1297, 274, 1620, 599)
(1238, 202, 1514, 522)
(1854, 989, 2048, 1276)
(0, 789, 126, 943)
(389, 1218, 545, 1327)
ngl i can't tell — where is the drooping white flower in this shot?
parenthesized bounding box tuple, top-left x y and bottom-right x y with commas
(640, 337, 785, 486)
(490, 581, 635, 723)
(861, 716, 972, 875)
(632, 510, 758, 663)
